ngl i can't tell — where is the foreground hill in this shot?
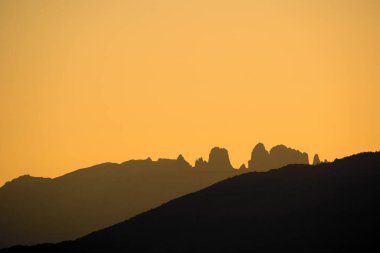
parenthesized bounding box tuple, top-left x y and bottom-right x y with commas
(4, 152, 380, 252)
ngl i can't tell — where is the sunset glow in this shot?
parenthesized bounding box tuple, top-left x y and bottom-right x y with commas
(1, 0, 379, 185)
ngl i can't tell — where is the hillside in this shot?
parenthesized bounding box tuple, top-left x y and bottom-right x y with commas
(3, 152, 380, 252)
(0, 151, 239, 248)
(0, 143, 310, 248)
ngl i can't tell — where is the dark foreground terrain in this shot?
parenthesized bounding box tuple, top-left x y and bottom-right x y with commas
(3, 152, 380, 252)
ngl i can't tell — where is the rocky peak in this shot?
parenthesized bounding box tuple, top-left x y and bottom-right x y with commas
(269, 145, 309, 169)
(176, 154, 191, 168)
(208, 147, 233, 170)
(248, 143, 309, 172)
(313, 154, 321, 165)
(248, 143, 270, 170)
(195, 157, 207, 168)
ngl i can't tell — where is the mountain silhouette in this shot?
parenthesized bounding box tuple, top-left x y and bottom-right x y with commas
(2, 152, 379, 252)
(0, 149, 239, 249)
(248, 143, 270, 170)
(0, 143, 309, 248)
(313, 154, 321, 165)
(248, 143, 309, 171)
(207, 147, 233, 170)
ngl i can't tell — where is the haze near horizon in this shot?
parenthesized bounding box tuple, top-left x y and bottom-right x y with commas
(1, 0, 380, 185)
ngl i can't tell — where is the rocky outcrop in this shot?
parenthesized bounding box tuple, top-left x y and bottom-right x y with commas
(313, 154, 321, 165)
(248, 143, 270, 171)
(248, 143, 309, 172)
(177, 154, 191, 168)
(207, 147, 234, 170)
(269, 145, 309, 169)
(195, 157, 207, 169)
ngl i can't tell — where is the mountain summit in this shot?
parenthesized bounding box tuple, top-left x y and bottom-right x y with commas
(248, 143, 309, 171)
(207, 147, 233, 170)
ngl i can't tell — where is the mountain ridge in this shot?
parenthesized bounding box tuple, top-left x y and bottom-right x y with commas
(0, 143, 313, 248)
(3, 151, 379, 252)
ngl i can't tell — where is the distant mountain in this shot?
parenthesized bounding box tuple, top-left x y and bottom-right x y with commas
(0, 143, 309, 248)
(0, 150, 239, 249)
(248, 143, 309, 171)
(4, 152, 379, 253)
(195, 147, 234, 170)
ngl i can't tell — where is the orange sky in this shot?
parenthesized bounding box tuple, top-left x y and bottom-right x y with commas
(1, 0, 380, 185)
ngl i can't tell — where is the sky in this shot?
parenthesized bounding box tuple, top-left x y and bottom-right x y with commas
(0, 0, 379, 185)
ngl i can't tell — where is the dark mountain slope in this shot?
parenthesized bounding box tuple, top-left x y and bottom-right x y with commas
(4, 152, 380, 252)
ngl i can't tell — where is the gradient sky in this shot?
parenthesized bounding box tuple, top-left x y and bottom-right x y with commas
(1, 0, 379, 185)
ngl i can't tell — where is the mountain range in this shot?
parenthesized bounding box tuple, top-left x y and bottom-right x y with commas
(2, 152, 379, 252)
(0, 143, 312, 248)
